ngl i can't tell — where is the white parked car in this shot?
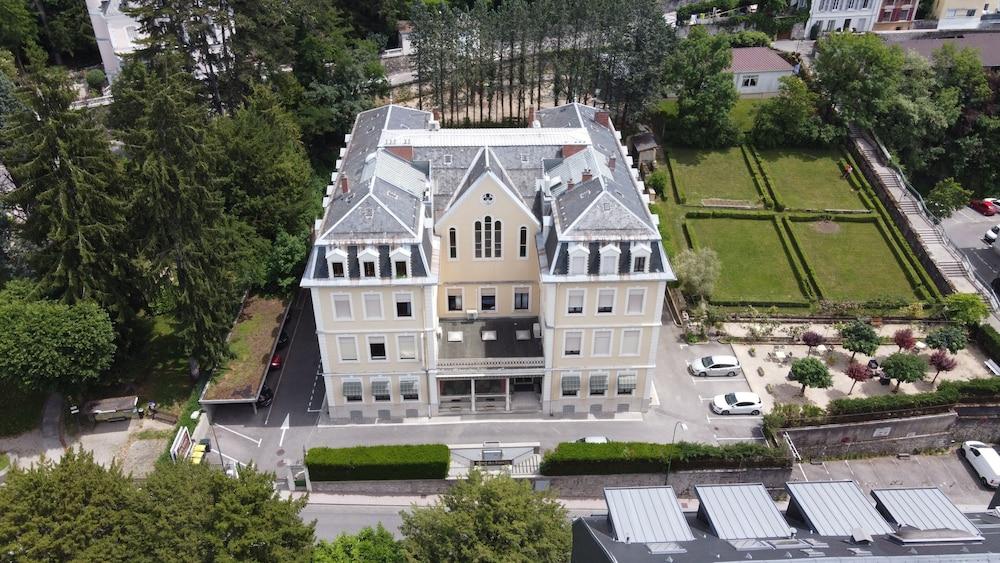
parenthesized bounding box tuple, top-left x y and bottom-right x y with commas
(576, 436, 610, 444)
(711, 392, 763, 415)
(690, 355, 742, 377)
(961, 440, 1000, 488)
(984, 225, 1000, 243)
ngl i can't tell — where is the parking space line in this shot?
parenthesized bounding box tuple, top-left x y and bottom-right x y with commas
(698, 395, 714, 401)
(844, 460, 856, 477)
(797, 463, 809, 482)
(215, 424, 262, 447)
(219, 451, 245, 465)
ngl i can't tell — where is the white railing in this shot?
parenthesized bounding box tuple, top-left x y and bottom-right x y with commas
(437, 356, 544, 369)
(70, 94, 114, 110)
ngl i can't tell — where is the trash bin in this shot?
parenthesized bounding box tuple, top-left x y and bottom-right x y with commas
(879, 375, 891, 386)
(198, 438, 212, 453)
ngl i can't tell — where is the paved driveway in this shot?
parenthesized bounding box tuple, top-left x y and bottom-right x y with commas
(941, 206, 1000, 296)
(206, 302, 764, 472)
(794, 450, 994, 509)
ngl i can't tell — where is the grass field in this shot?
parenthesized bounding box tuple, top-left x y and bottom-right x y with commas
(202, 296, 287, 401)
(688, 218, 807, 303)
(790, 220, 921, 302)
(757, 148, 866, 211)
(669, 147, 759, 203)
(655, 99, 763, 133)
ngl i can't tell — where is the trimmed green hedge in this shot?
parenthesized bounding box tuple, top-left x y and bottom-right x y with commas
(538, 441, 790, 476)
(746, 145, 785, 211)
(827, 386, 959, 416)
(306, 444, 450, 481)
(939, 378, 1000, 404)
(739, 145, 771, 205)
(685, 210, 774, 220)
(664, 153, 687, 204)
(775, 217, 819, 300)
(973, 324, 1000, 363)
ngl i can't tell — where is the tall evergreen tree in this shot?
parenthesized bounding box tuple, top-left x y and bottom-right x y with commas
(0, 65, 133, 319)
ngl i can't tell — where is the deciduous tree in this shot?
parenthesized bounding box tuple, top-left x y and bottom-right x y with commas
(801, 330, 825, 351)
(674, 247, 721, 302)
(750, 75, 838, 148)
(789, 356, 832, 396)
(814, 32, 905, 129)
(925, 325, 968, 354)
(882, 351, 927, 392)
(893, 328, 916, 352)
(662, 26, 738, 147)
(925, 177, 972, 219)
(845, 360, 870, 395)
(929, 349, 957, 383)
(941, 293, 989, 326)
(838, 320, 880, 361)
(315, 525, 404, 563)
(401, 471, 571, 562)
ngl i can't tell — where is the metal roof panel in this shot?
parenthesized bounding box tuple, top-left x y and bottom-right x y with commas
(786, 481, 894, 537)
(695, 484, 793, 540)
(872, 487, 982, 536)
(604, 487, 694, 543)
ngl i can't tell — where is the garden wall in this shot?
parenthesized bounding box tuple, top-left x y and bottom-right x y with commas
(953, 405, 1000, 443)
(780, 412, 957, 458)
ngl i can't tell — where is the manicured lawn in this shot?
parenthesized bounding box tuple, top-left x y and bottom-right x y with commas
(688, 218, 807, 303)
(202, 295, 287, 401)
(790, 220, 921, 301)
(654, 99, 763, 133)
(757, 148, 866, 211)
(669, 147, 759, 203)
(0, 453, 8, 471)
(0, 387, 46, 437)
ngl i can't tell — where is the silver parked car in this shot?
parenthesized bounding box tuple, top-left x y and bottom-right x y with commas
(689, 354, 742, 377)
(985, 225, 1000, 244)
(711, 392, 763, 415)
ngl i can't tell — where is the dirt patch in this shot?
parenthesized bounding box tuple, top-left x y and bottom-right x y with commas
(202, 296, 287, 401)
(810, 220, 840, 234)
(701, 198, 758, 209)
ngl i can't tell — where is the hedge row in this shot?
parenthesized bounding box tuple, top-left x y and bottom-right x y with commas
(664, 152, 687, 205)
(739, 145, 772, 207)
(939, 378, 1000, 403)
(973, 323, 1000, 363)
(685, 209, 774, 220)
(746, 146, 785, 211)
(826, 386, 959, 416)
(709, 298, 812, 308)
(870, 217, 931, 302)
(306, 444, 450, 481)
(780, 217, 824, 301)
(538, 441, 790, 476)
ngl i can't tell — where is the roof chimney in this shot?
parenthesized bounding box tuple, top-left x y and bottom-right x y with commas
(595, 111, 610, 129)
(527, 106, 539, 128)
(339, 174, 349, 194)
(608, 155, 616, 171)
(581, 169, 593, 182)
(567, 179, 575, 191)
(562, 144, 586, 158)
(432, 108, 441, 122)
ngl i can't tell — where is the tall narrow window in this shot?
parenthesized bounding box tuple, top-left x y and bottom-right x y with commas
(519, 227, 528, 258)
(483, 216, 493, 258)
(474, 221, 482, 258)
(449, 228, 458, 259)
(494, 220, 502, 257)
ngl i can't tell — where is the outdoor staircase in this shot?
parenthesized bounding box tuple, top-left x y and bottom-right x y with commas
(914, 226, 945, 244)
(938, 261, 966, 277)
(898, 199, 922, 214)
(511, 453, 542, 477)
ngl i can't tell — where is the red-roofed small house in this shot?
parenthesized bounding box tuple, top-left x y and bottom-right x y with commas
(727, 47, 796, 97)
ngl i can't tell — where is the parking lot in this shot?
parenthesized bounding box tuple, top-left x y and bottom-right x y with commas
(794, 450, 995, 508)
(941, 206, 1000, 296)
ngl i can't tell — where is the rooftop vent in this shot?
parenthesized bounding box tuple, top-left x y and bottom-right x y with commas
(481, 330, 497, 341)
(447, 331, 463, 342)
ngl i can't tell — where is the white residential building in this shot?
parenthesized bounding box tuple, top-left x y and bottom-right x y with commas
(85, 0, 143, 80)
(799, 0, 881, 36)
(301, 104, 674, 423)
(728, 47, 795, 97)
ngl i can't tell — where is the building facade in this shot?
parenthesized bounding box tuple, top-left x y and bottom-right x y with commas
(301, 104, 674, 422)
(932, 0, 985, 28)
(729, 47, 795, 97)
(801, 0, 881, 36)
(873, 0, 919, 30)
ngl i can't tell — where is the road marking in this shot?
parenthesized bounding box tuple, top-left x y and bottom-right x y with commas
(844, 460, 856, 476)
(215, 424, 262, 447)
(219, 451, 244, 465)
(798, 463, 809, 481)
(279, 414, 290, 447)
(264, 289, 307, 425)
(698, 395, 714, 401)
(689, 377, 739, 383)
(679, 344, 689, 349)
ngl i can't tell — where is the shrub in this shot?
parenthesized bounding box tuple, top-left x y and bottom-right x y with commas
(306, 444, 450, 481)
(537, 441, 789, 476)
(893, 328, 915, 351)
(827, 387, 958, 416)
(645, 169, 670, 197)
(939, 378, 1000, 403)
(762, 403, 826, 437)
(973, 323, 1000, 362)
(85, 69, 105, 91)
(801, 330, 825, 349)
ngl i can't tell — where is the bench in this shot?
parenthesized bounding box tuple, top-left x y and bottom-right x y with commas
(986, 359, 1000, 377)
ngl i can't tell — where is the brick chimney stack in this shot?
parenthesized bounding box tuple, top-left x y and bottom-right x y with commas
(608, 155, 616, 171)
(595, 110, 610, 129)
(527, 106, 539, 128)
(567, 179, 575, 191)
(581, 169, 593, 182)
(432, 108, 441, 122)
(339, 174, 349, 194)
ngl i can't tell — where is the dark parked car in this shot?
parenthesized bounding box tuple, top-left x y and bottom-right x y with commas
(276, 330, 289, 349)
(256, 385, 273, 408)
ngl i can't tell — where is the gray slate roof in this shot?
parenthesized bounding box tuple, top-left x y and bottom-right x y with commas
(785, 481, 893, 537)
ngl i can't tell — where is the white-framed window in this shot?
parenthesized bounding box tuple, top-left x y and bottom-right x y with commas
(363, 293, 383, 320)
(589, 371, 609, 397)
(617, 371, 637, 396)
(367, 335, 387, 361)
(400, 377, 420, 401)
(513, 286, 530, 310)
(564, 331, 583, 357)
(448, 227, 458, 259)
(359, 247, 379, 278)
(443, 154, 453, 165)
(861, 0, 870, 8)
(332, 294, 353, 320)
(394, 260, 408, 278)
(390, 247, 410, 278)
(597, 288, 616, 314)
(631, 242, 651, 274)
(626, 288, 646, 315)
(621, 329, 641, 356)
(741, 75, 759, 88)
(394, 292, 413, 318)
(447, 287, 463, 312)
(561, 372, 581, 397)
(819, 0, 829, 10)
(831, 0, 841, 9)
(337, 336, 358, 362)
(328, 248, 347, 278)
(519, 226, 529, 258)
(372, 378, 391, 402)
(474, 216, 502, 258)
(567, 289, 585, 315)
(568, 243, 589, 275)
(598, 244, 620, 275)
(480, 287, 497, 312)
(397, 334, 417, 361)
(825, 19, 836, 30)
(592, 330, 612, 357)
(847, 0, 856, 9)
(343, 379, 363, 402)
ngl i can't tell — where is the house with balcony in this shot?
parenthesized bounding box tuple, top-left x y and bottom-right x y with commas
(301, 103, 674, 423)
(931, 0, 987, 28)
(873, 0, 919, 30)
(801, 0, 881, 36)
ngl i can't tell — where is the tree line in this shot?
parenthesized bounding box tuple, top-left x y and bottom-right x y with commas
(409, 0, 674, 126)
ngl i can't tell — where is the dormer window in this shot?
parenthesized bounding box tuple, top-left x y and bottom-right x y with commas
(631, 242, 651, 274)
(328, 248, 348, 279)
(599, 244, 620, 275)
(568, 243, 589, 275)
(358, 247, 379, 278)
(390, 247, 411, 278)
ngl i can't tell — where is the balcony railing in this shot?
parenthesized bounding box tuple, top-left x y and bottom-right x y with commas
(437, 357, 544, 369)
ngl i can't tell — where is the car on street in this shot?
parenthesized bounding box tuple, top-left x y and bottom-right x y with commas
(689, 355, 742, 377)
(576, 436, 610, 444)
(970, 199, 998, 216)
(986, 226, 1000, 244)
(269, 353, 283, 370)
(276, 330, 290, 349)
(960, 440, 1000, 488)
(255, 385, 274, 408)
(710, 392, 763, 415)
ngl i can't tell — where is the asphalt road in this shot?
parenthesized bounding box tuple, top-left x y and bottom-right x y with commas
(940, 206, 1000, 296)
(205, 295, 764, 474)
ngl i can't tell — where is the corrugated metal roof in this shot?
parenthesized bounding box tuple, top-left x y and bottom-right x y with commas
(695, 484, 793, 540)
(380, 128, 591, 147)
(872, 487, 982, 536)
(786, 481, 893, 537)
(604, 487, 694, 543)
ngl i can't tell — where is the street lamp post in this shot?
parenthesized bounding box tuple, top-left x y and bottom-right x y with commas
(666, 421, 688, 480)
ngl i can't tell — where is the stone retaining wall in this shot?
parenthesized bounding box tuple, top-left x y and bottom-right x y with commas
(781, 412, 957, 458)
